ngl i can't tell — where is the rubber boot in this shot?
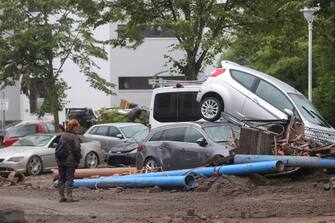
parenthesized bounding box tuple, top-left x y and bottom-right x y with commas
(58, 182, 66, 202)
(66, 187, 78, 202)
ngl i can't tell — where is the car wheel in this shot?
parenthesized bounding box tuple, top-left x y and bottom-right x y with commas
(85, 152, 99, 168)
(200, 97, 223, 122)
(143, 158, 159, 173)
(26, 156, 43, 176)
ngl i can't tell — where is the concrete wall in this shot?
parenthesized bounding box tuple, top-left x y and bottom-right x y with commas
(1, 84, 20, 122)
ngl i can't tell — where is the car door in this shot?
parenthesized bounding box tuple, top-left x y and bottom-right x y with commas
(106, 126, 124, 152)
(90, 126, 110, 152)
(242, 79, 292, 120)
(226, 69, 258, 118)
(181, 127, 210, 168)
(39, 136, 59, 170)
(159, 127, 187, 170)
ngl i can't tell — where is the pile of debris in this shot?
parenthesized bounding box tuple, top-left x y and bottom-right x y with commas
(235, 113, 335, 158)
(0, 171, 25, 187)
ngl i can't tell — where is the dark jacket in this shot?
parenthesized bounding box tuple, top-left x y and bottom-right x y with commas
(56, 132, 82, 167)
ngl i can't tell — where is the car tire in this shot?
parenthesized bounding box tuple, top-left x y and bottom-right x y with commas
(200, 97, 223, 122)
(143, 158, 160, 173)
(26, 156, 43, 176)
(85, 151, 99, 168)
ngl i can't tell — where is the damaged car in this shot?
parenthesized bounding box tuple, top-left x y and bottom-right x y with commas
(136, 121, 240, 171)
(197, 60, 335, 142)
(107, 128, 149, 166)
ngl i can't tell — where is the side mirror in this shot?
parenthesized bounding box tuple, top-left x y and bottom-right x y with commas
(284, 108, 293, 117)
(116, 134, 124, 139)
(196, 138, 208, 147)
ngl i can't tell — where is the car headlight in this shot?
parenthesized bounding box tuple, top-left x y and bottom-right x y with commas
(7, 156, 24, 162)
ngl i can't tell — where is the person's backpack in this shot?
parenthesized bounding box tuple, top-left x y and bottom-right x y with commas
(55, 141, 70, 161)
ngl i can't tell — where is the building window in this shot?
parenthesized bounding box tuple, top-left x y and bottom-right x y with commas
(117, 24, 175, 38)
(119, 76, 185, 90)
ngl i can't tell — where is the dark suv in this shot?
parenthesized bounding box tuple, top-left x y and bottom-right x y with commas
(3, 121, 55, 147)
(136, 121, 240, 171)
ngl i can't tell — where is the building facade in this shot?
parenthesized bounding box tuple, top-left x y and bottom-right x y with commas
(2, 23, 212, 123)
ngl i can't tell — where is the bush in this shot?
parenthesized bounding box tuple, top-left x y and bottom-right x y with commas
(96, 108, 149, 125)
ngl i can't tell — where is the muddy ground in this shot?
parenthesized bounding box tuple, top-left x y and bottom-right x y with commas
(1, 169, 335, 223)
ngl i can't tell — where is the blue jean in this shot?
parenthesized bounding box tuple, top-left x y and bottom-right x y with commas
(58, 166, 75, 188)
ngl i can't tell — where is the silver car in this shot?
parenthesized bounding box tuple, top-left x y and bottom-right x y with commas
(0, 134, 104, 176)
(84, 122, 148, 154)
(197, 60, 335, 142)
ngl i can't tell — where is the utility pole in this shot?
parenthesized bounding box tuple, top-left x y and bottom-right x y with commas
(301, 6, 320, 102)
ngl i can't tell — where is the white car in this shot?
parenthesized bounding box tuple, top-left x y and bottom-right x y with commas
(197, 60, 335, 143)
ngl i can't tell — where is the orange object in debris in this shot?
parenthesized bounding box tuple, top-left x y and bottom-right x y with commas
(52, 167, 138, 180)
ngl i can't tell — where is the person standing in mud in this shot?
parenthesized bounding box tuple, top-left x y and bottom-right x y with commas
(56, 119, 82, 202)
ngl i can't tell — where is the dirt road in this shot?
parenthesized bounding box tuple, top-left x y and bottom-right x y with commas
(1, 170, 335, 223)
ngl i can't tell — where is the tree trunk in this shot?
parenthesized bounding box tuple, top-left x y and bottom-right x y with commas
(47, 57, 60, 132)
(184, 52, 199, 80)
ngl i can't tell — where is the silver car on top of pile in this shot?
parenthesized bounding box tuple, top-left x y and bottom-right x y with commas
(0, 134, 104, 176)
(197, 60, 335, 143)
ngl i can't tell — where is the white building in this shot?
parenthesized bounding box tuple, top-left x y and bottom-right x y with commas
(2, 23, 213, 124)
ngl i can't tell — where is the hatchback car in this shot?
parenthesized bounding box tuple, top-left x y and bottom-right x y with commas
(0, 134, 103, 176)
(84, 122, 148, 154)
(136, 122, 240, 171)
(197, 60, 335, 142)
(3, 121, 55, 147)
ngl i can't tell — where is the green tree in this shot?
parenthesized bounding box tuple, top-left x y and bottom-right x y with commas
(98, 0, 247, 80)
(0, 0, 115, 130)
(313, 0, 335, 126)
(222, 1, 308, 93)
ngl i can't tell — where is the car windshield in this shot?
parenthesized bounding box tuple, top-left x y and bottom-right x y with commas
(203, 125, 240, 142)
(126, 129, 149, 143)
(6, 125, 37, 138)
(13, 135, 53, 147)
(120, 125, 148, 139)
(288, 93, 331, 128)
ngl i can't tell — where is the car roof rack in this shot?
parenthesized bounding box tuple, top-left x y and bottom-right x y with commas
(148, 78, 204, 88)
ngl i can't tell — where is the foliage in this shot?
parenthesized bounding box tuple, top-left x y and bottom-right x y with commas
(97, 0, 250, 80)
(313, 0, 335, 125)
(96, 108, 149, 125)
(0, 0, 115, 130)
(222, 1, 308, 93)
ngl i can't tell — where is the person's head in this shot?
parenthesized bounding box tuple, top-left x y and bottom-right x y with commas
(65, 119, 80, 133)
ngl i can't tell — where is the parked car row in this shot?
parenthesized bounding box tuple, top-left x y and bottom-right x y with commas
(84, 121, 240, 172)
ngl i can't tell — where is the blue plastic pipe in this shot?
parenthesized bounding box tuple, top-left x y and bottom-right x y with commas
(120, 160, 284, 178)
(234, 154, 335, 168)
(54, 174, 198, 190)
